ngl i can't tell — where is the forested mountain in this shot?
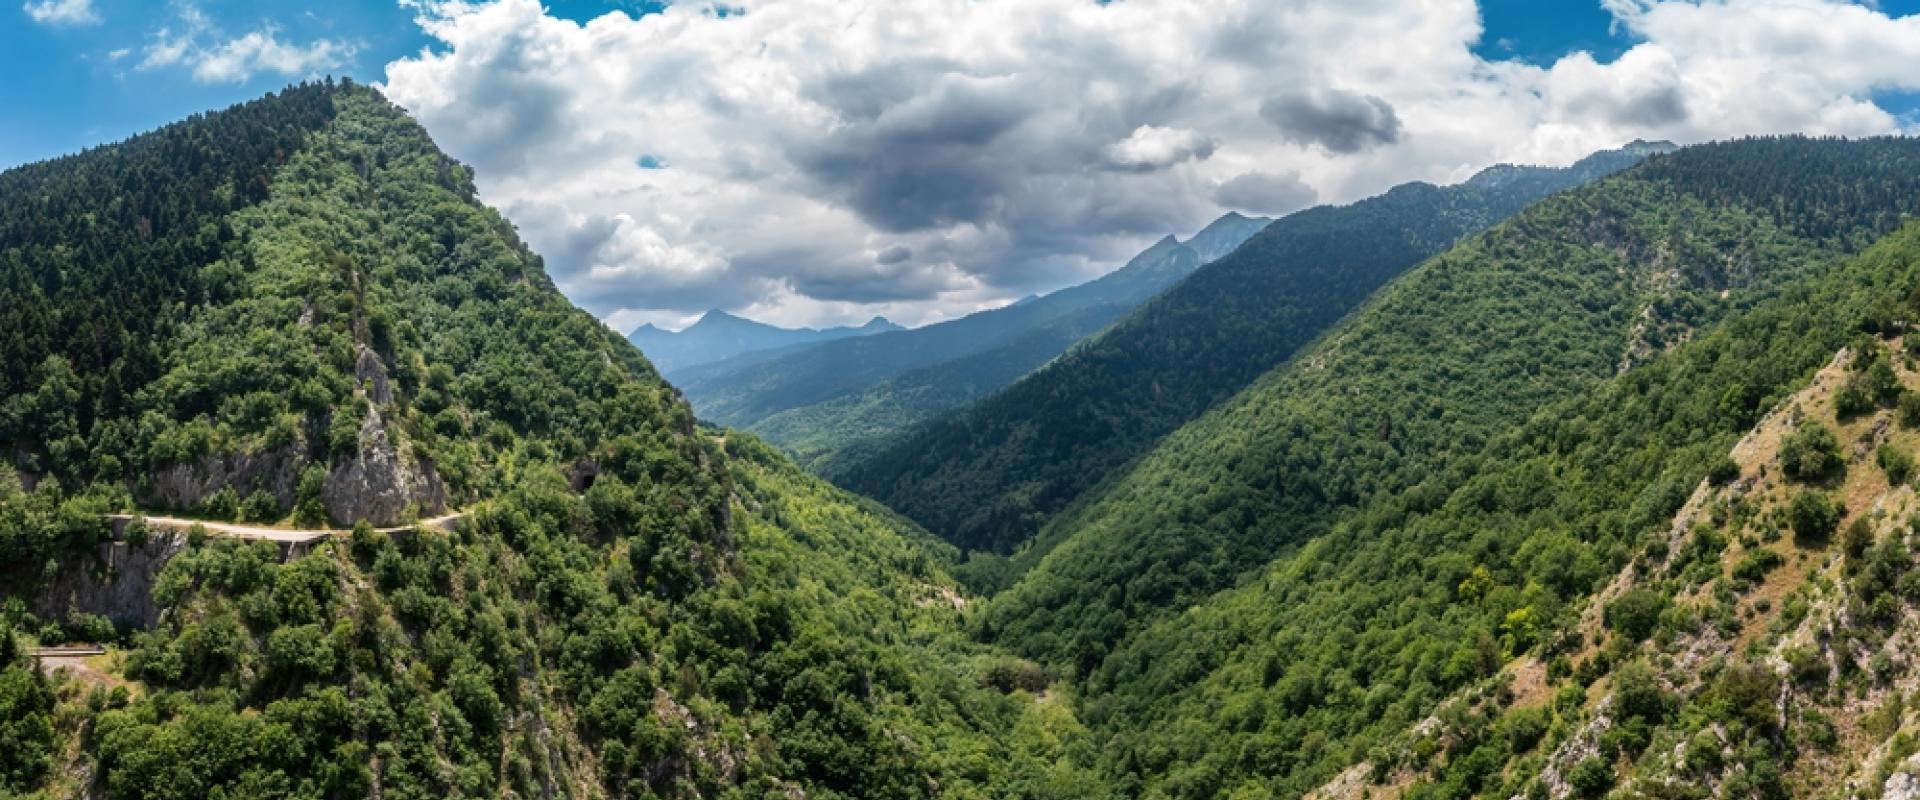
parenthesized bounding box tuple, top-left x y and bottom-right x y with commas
(628, 310, 900, 376)
(834, 141, 1672, 555)
(1086, 215, 1920, 800)
(670, 211, 1271, 467)
(959, 136, 1920, 795)
(0, 83, 1104, 799)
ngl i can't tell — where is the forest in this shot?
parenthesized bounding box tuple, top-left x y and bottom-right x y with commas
(11, 79, 1920, 800)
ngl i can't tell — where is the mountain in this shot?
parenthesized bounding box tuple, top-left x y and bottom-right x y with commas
(1091, 215, 1920, 800)
(671, 210, 1272, 465)
(835, 140, 1675, 557)
(965, 136, 1920, 796)
(627, 310, 900, 375)
(0, 83, 1105, 799)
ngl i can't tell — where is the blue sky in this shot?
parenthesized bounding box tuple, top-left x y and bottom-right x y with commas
(9, 0, 1920, 330)
(0, 0, 664, 169)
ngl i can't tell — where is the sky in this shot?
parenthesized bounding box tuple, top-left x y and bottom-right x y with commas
(6, 1, 1920, 333)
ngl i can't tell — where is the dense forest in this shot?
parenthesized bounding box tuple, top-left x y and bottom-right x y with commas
(833, 142, 1669, 558)
(976, 136, 1920, 669)
(0, 83, 1102, 799)
(13, 78, 1920, 800)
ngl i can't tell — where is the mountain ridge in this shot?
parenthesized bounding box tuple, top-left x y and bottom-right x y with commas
(833, 139, 1674, 557)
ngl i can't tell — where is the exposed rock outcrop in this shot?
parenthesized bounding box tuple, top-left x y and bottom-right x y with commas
(322, 406, 447, 526)
(354, 344, 393, 405)
(33, 530, 189, 631)
(147, 442, 305, 512)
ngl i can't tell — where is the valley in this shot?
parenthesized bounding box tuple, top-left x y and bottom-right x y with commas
(5, 37, 1920, 800)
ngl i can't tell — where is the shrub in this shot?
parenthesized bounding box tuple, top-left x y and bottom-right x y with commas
(1605, 589, 1668, 642)
(1879, 444, 1914, 485)
(240, 490, 280, 524)
(1787, 491, 1842, 545)
(1779, 422, 1843, 483)
(1732, 548, 1785, 585)
(1567, 756, 1613, 798)
(1707, 456, 1741, 486)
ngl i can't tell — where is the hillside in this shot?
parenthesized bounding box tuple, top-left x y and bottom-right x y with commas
(670, 211, 1271, 464)
(0, 83, 1103, 799)
(977, 137, 1920, 665)
(834, 141, 1671, 556)
(1085, 220, 1920, 799)
(629, 311, 899, 376)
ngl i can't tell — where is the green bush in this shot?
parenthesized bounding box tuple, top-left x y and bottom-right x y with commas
(1605, 589, 1669, 642)
(1878, 444, 1914, 484)
(1779, 422, 1843, 482)
(1567, 756, 1613, 798)
(1787, 491, 1842, 545)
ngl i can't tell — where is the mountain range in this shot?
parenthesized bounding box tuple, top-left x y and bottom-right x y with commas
(626, 310, 900, 375)
(668, 209, 1272, 471)
(10, 80, 1920, 800)
(833, 139, 1677, 559)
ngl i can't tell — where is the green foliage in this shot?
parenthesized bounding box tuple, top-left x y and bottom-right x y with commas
(1878, 443, 1914, 485)
(1606, 590, 1670, 642)
(1779, 421, 1844, 483)
(687, 221, 1270, 473)
(1063, 220, 1920, 797)
(0, 625, 57, 793)
(1731, 547, 1785, 586)
(1787, 490, 1843, 545)
(839, 146, 1662, 555)
(0, 81, 1122, 800)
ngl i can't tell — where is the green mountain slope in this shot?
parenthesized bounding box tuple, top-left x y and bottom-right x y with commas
(1082, 219, 1920, 800)
(834, 142, 1669, 555)
(980, 137, 1920, 670)
(0, 83, 1103, 800)
(671, 212, 1271, 456)
(629, 310, 900, 376)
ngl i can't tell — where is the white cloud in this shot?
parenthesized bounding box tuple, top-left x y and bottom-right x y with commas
(23, 0, 98, 26)
(138, 5, 352, 84)
(1104, 125, 1220, 172)
(380, 0, 1920, 329)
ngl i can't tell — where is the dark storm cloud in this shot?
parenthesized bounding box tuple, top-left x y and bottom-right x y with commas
(1260, 88, 1403, 154)
(793, 74, 1036, 233)
(1213, 171, 1318, 216)
(875, 244, 913, 265)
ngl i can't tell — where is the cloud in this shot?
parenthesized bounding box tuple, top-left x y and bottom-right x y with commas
(1260, 89, 1403, 154)
(138, 5, 352, 84)
(1213, 171, 1318, 216)
(1103, 125, 1219, 172)
(379, 0, 1920, 329)
(23, 0, 98, 26)
(190, 31, 353, 84)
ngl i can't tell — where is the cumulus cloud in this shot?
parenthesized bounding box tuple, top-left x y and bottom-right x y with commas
(1103, 125, 1220, 172)
(379, 0, 1920, 329)
(138, 5, 351, 84)
(1261, 89, 1403, 154)
(23, 0, 97, 26)
(1214, 171, 1318, 216)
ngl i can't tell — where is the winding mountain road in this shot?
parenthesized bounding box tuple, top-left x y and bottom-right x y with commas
(107, 512, 467, 543)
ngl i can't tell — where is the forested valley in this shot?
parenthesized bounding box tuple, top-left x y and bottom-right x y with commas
(10, 79, 1920, 800)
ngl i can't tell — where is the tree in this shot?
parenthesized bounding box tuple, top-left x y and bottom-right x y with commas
(1787, 490, 1842, 545)
(1779, 422, 1843, 482)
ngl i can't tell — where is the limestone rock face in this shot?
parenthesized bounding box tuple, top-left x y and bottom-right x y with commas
(148, 443, 305, 512)
(35, 531, 189, 630)
(354, 344, 393, 405)
(322, 407, 447, 526)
